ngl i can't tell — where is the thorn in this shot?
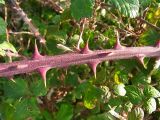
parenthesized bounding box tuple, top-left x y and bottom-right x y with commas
(114, 30, 124, 49)
(40, 38, 46, 45)
(154, 57, 160, 69)
(38, 67, 50, 87)
(28, 18, 32, 22)
(10, 79, 16, 83)
(114, 40, 124, 49)
(33, 41, 43, 59)
(88, 61, 100, 78)
(155, 40, 160, 47)
(8, 76, 16, 83)
(136, 54, 146, 68)
(138, 57, 145, 66)
(77, 36, 83, 50)
(81, 41, 92, 54)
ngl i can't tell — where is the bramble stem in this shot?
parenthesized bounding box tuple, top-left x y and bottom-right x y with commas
(0, 45, 160, 77)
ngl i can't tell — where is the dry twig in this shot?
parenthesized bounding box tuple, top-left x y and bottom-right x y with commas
(7, 0, 46, 44)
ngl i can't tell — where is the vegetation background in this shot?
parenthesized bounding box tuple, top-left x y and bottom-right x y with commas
(0, 0, 160, 120)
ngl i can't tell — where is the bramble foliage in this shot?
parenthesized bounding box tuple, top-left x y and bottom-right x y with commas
(0, 0, 160, 120)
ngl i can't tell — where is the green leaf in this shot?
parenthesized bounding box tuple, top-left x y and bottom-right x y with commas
(139, 29, 160, 46)
(0, 0, 4, 4)
(109, 0, 140, 18)
(96, 68, 107, 84)
(143, 98, 156, 114)
(128, 107, 144, 120)
(108, 97, 123, 107)
(0, 102, 15, 120)
(140, 0, 151, 8)
(84, 85, 102, 109)
(84, 98, 96, 109)
(144, 85, 160, 98)
(65, 72, 79, 86)
(14, 98, 40, 120)
(125, 85, 143, 104)
(0, 41, 17, 56)
(87, 112, 116, 120)
(0, 17, 6, 35)
(4, 78, 29, 99)
(71, 0, 95, 20)
(56, 103, 73, 120)
(74, 81, 90, 99)
(30, 78, 47, 96)
(113, 84, 126, 96)
(132, 72, 151, 85)
(41, 110, 53, 120)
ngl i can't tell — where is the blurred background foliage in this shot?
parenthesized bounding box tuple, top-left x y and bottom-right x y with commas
(0, 0, 160, 120)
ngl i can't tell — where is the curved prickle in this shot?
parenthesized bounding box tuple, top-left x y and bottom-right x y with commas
(38, 67, 50, 87)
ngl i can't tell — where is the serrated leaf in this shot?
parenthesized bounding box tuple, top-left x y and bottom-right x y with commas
(65, 72, 79, 86)
(0, 17, 6, 35)
(14, 98, 40, 120)
(84, 85, 102, 109)
(139, 29, 160, 46)
(128, 107, 144, 120)
(0, 102, 14, 120)
(125, 85, 143, 104)
(96, 68, 107, 84)
(140, 0, 151, 8)
(74, 81, 91, 99)
(87, 112, 116, 120)
(143, 98, 156, 114)
(56, 103, 73, 120)
(4, 78, 29, 99)
(109, 0, 140, 18)
(30, 79, 47, 96)
(41, 110, 53, 120)
(84, 98, 96, 109)
(108, 97, 122, 107)
(71, 0, 95, 20)
(0, 41, 17, 56)
(132, 72, 151, 85)
(144, 85, 160, 98)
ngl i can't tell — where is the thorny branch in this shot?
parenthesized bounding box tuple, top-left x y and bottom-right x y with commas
(0, 37, 160, 87)
(7, 0, 46, 44)
(1, 1, 160, 88)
